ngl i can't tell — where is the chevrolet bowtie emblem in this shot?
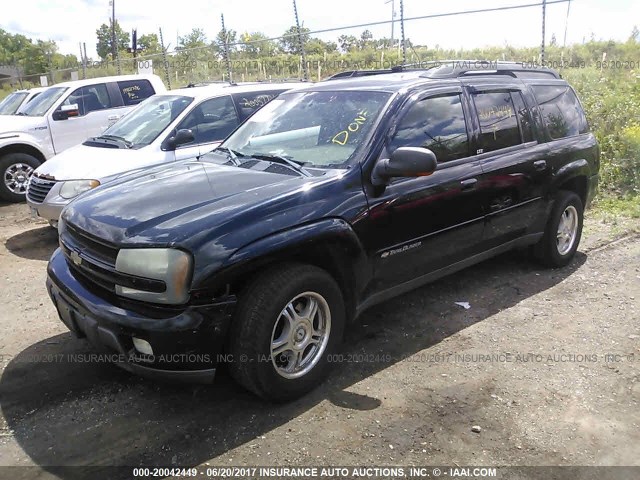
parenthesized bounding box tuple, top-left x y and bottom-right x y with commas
(70, 250, 82, 266)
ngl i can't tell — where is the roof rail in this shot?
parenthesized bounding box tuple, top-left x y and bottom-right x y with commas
(324, 60, 560, 81)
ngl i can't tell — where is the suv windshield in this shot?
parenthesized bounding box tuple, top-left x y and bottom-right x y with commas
(100, 95, 193, 148)
(20, 87, 67, 116)
(220, 90, 391, 168)
(0, 92, 28, 115)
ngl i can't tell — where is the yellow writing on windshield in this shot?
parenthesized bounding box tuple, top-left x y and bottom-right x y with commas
(332, 110, 368, 145)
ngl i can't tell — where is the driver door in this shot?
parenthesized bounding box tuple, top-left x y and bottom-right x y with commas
(173, 95, 240, 159)
(365, 89, 486, 292)
(48, 87, 87, 154)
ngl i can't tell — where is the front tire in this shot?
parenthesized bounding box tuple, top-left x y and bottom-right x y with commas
(228, 263, 345, 402)
(0, 153, 41, 203)
(535, 190, 584, 268)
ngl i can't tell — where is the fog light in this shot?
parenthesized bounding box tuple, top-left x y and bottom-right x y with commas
(132, 337, 153, 356)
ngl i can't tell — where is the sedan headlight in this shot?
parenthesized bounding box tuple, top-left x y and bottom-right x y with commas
(115, 248, 193, 304)
(59, 179, 100, 199)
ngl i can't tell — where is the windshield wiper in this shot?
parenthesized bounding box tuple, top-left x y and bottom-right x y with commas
(248, 153, 312, 177)
(95, 134, 132, 149)
(214, 146, 243, 166)
(15, 112, 27, 116)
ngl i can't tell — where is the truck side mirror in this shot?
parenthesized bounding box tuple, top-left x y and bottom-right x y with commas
(53, 103, 79, 121)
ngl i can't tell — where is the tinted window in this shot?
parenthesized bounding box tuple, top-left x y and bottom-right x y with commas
(532, 85, 589, 139)
(473, 92, 522, 153)
(117, 79, 156, 106)
(62, 84, 112, 116)
(232, 90, 283, 120)
(389, 94, 469, 162)
(511, 92, 534, 143)
(177, 95, 239, 145)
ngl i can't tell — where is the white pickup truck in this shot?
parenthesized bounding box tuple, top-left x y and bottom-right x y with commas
(0, 74, 165, 202)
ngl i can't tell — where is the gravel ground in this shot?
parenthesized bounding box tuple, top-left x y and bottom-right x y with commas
(0, 201, 638, 480)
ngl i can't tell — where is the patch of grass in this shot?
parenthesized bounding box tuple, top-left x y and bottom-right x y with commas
(591, 195, 640, 219)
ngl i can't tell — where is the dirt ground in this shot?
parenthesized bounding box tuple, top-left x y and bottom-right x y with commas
(0, 201, 638, 480)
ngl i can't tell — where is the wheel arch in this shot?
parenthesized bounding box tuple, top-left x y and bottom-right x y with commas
(0, 143, 47, 164)
(197, 218, 371, 323)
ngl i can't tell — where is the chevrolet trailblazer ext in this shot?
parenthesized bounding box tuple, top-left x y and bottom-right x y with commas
(46, 62, 599, 401)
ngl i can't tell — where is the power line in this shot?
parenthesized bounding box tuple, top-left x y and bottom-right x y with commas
(1, 0, 572, 82)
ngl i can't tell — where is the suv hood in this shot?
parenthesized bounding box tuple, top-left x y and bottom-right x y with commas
(35, 143, 156, 181)
(63, 159, 340, 247)
(0, 115, 46, 135)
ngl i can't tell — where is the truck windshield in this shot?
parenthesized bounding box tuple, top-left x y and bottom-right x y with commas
(220, 90, 391, 168)
(0, 92, 28, 115)
(20, 87, 68, 116)
(101, 95, 193, 148)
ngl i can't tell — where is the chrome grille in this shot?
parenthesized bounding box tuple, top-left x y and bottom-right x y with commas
(27, 175, 56, 203)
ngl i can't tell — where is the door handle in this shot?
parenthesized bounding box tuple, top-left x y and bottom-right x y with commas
(460, 178, 478, 191)
(534, 160, 547, 171)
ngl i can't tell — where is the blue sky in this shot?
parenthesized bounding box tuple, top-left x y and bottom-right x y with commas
(2, 0, 638, 58)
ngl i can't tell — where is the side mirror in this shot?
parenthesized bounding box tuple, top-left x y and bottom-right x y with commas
(371, 147, 438, 186)
(52, 103, 79, 121)
(162, 128, 195, 151)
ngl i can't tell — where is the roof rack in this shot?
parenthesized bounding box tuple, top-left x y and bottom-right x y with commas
(324, 60, 560, 81)
(186, 81, 236, 88)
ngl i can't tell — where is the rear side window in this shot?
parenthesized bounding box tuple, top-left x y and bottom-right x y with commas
(389, 94, 469, 162)
(232, 90, 283, 120)
(117, 79, 156, 106)
(532, 85, 589, 139)
(472, 92, 521, 152)
(177, 95, 239, 145)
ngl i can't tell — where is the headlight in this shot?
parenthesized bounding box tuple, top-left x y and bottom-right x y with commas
(115, 248, 193, 304)
(59, 179, 100, 199)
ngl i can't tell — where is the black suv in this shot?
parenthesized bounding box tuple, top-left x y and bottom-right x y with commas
(46, 62, 599, 401)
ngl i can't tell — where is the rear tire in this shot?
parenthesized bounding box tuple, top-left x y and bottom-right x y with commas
(228, 263, 345, 402)
(0, 153, 41, 203)
(534, 190, 583, 268)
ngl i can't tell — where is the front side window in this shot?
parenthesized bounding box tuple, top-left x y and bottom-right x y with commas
(0, 92, 28, 115)
(389, 94, 469, 162)
(532, 85, 589, 139)
(473, 92, 522, 153)
(100, 95, 193, 148)
(177, 95, 239, 145)
(221, 90, 391, 168)
(61, 84, 112, 116)
(20, 87, 68, 117)
(118, 80, 156, 106)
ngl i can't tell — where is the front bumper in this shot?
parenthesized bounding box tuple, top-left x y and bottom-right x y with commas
(26, 180, 68, 223)
(46, 248, 236, 383)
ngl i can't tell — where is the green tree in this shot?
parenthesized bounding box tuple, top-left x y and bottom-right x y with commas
(138, 33, 161, 54)
(177, 28, 207, 50)
(96, 21, 130, 60)
(359, 30, 373, 50)
(338, 34, 358, 53)
(216, 28, 238, 53)
(240, 32, 277, 57)
(280, 26, 310, 54)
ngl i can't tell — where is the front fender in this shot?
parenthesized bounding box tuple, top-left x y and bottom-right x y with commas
(192, 218, 371, 311)
(0, 132, 53, 159)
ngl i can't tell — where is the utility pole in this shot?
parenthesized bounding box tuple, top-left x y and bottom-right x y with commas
(400, 0, 406, 66)
(79, 42, 86, 79)
(220, 14, 233, 83)
(384, 0, 395, 49)
(110, 0, 121, 74)
(541, 0, 547, 65)
(293, 0, 309, 81)
(159, 28, 171, 89)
